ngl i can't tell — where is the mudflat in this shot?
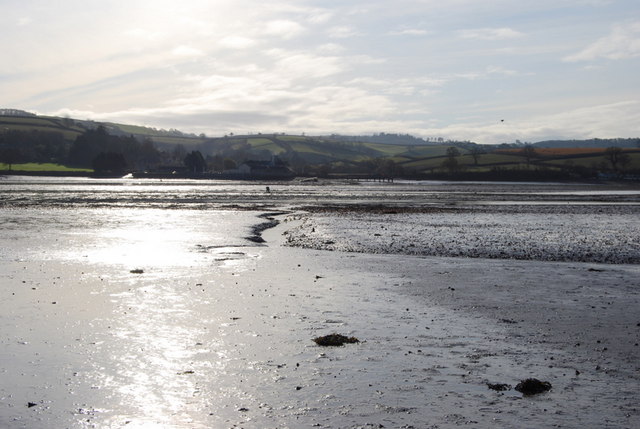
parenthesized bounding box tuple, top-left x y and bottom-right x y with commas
(1, 177, 639, 428)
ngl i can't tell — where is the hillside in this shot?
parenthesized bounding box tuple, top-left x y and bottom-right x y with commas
(1, 110, 640, 180)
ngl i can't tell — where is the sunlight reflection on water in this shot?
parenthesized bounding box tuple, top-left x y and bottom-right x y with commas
(60, 208, 257, 269)
(0, 203, 263, 427)
(69, 208, 260, 428)
(102, 284, 205, 428)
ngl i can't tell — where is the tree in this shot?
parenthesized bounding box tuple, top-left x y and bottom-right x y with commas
(521, 145, 537, 168)
(184, 150, 206, 173)
(469, 146, 485, 166)
(374, 159, 402, 179)
(223, 158, 237, 170)
(604, 146, 625, 171)
(442, 146, 461, 174)
(0, 148, 21, 170)
(136, 137, 161, 170)
(619, 152, 632, 172)
(446, 146, 460, 158)
(92, 152, 127, 174)
(68, 126, 110, 167)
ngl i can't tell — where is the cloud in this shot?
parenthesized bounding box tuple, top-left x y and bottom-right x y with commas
(388, 28, 430, 36)
(453, 65, 520, 81)
(171, 46, 205, 57)
(485, 65, 518, 76)
(458, 27, 524, 40)
(564, 21, 640, 61)
(124, 28, 167, 42)
(306, 10, 333, 24)
(328, 26, 360, 39)
(218, 36, 257, 50)
(274, 53, 344, 79)
(5, 1, 639, 145)
(438, 100, 640, 144)
(263, 20, 305, 39)
(317, 43, 346, 54)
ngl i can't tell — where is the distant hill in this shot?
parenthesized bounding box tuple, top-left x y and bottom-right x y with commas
(533, 138, 640, 149)
(0, 108, 37, 117)
(2, 109, 639, 179)
(329, 133, 456, 146)
(0, 110, 207, 148)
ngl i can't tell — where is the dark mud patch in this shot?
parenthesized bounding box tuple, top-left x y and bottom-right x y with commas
(487, 382, 511, 391)
(514, 378, 552, 395)
(313, 333, 360, 346)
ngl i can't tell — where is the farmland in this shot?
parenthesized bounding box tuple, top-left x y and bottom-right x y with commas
(1, 111, 639, 180)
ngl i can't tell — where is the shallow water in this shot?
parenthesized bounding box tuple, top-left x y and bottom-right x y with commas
(2, 175, 639, 209)
(0, 203, 266, 428)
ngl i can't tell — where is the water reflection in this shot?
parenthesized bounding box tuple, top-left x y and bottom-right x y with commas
(58, 208, 256, 269)
(0, 205, 265, 427)
(2, 176, 639, 210)
(97, 283, 208, 428)
(68, 208, 263, 428)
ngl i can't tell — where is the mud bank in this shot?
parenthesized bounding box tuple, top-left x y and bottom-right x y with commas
(283, 204, 640, 263)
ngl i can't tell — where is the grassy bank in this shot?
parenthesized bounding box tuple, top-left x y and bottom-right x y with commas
(0, 163, 92, 173)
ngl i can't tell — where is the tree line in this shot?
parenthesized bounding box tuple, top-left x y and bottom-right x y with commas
(1, 125, 164, 173)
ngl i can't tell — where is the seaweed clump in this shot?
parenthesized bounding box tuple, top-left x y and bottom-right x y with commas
(313, 334, 360, 346)
(514, 378, 552, 395)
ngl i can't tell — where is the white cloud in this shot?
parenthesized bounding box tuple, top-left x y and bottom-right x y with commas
(171, 45, 205, 57)
(306, 10, 333, 24)
(485, 65, 518, 76)
(388, 28, 430, 36)
(438, 100, 640, 144)
(264, 20, 305, 39)
(17, 17, 32, 26)
(124, 28, 167, 42)
(328, 26, 360, 39)
(317, 43, 346, 54)
(564, 21, 640, 61)
(275, 53, 344, 79)
(218, 36, 257, 50)
(458, 27, 524, 40)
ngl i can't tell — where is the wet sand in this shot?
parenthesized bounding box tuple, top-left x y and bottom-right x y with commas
(1, 214, 639, 428)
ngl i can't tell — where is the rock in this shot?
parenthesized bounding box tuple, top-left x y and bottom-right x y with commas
(514, 378, 552, 395)
(313, 333, 360, 346)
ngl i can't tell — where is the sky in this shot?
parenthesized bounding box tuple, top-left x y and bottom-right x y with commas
(2, 0, 640, 144)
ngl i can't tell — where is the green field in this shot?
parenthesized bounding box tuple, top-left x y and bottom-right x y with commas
(0, 163, 92, 172)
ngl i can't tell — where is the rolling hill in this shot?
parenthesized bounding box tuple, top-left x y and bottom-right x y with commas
(1, 109, 639, 179)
